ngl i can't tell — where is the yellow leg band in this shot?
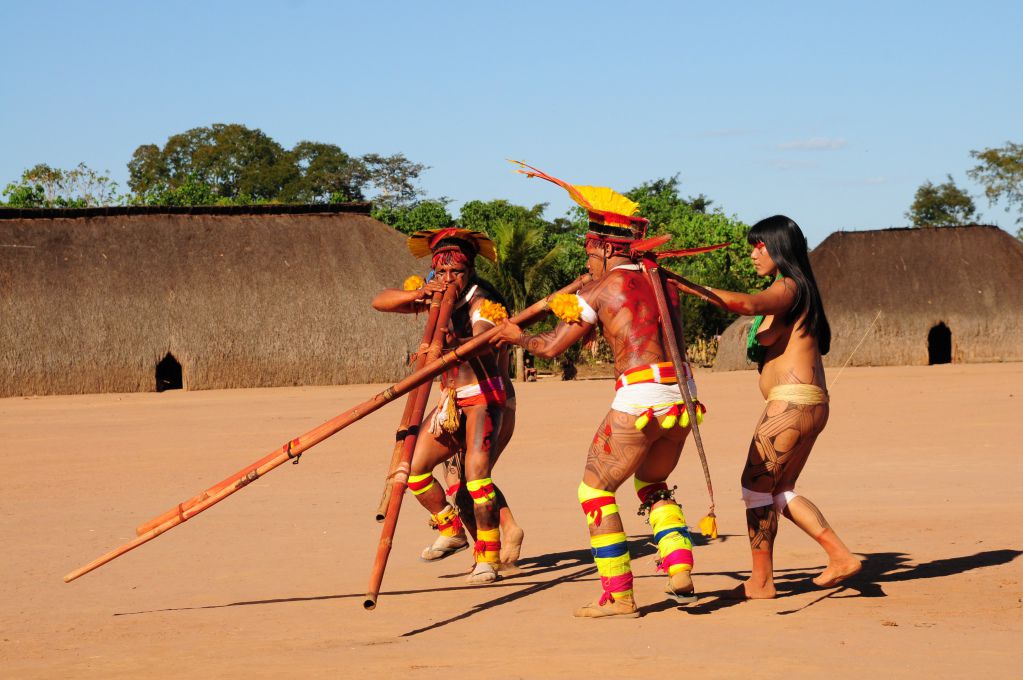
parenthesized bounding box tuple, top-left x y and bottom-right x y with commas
(408, 472, 435, 496)
(578, 482, 618, 526)
(466, 477, 496, 504)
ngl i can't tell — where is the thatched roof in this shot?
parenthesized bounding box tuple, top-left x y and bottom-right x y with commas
(0, 204, 426, 396)
(713, 225, 1023, 370)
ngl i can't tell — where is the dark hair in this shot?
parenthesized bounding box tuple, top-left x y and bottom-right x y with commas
(432, 237, 478, 261)
(747, 215, 830, 355)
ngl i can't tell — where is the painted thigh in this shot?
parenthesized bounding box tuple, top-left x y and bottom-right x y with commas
(410, 406, 460, 476)
(462, 403, 502, 481)
(742, 400, 828, 493)
(775, 403, 829, 491)
(584, 410, 650, 492)
(492, 403, 516, 465)
(634, 423, 688, 484)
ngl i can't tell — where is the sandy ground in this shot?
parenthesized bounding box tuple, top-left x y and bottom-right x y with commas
(2, 364, 1021, 679)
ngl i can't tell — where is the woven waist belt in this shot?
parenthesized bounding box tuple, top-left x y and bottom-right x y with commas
(615, 362, 677, 391)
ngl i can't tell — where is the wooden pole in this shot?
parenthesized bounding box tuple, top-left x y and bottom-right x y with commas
(64, 275, 589, 584)
(640, 258, 716, 516)
(363, 286, 458, 609)
(373, 292, 446, 522)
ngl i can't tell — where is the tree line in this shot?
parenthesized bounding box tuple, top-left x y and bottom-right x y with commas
(4, 124, 1021, 363)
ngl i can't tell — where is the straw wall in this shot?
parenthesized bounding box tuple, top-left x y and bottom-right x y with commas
(713, 225, 1023, 371)
(0, 206, 425, 396)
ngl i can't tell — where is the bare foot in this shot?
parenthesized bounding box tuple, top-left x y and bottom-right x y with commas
(721, 581, 776, 600)
(499, 522, 524, 566)
(813, 556, 862, 587)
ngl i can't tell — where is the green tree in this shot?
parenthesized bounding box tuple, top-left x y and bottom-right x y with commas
(463, 200, 566, 378)
(281, 141, 368, 203)
(371, 199, 453, 234)
(626, 177, 759, 343)
(2, 163, 120, 207)
(126, 124, 429, 208)
(906, 175, 978, 226)
(626, 175, 713, 229)
(362, 153, 428, 209)
(968, 142, 1023, 225)
(128, 123, 296, 201)
(133, 175, 218, 206)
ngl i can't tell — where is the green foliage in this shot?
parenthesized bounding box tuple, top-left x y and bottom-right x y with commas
(2, 163, 121, 208)
(458, 199, 569, 311)
(906, 175, 977, 226)
(362, 153, 427, 209)
(968, 142, 1023, 224)
(130, 175, 219, 206)
(282, 141, 368, 203)
(371, 199, 453, 235)
(626, 175, 713, 229)
(627, 176, 759, 340)
(125, 124, 428, 207)
(128, 124, 296, 201)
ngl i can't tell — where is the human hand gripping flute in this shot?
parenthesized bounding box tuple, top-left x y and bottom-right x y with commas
(491, 162, 723, 618)
(668, 214, 862, 599)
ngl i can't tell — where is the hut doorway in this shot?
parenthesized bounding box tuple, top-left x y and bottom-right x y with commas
(927, 322, 952, 365)
(156, 353, 183, 391)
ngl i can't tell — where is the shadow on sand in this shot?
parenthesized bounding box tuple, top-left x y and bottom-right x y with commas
(113, 544, 1021, 635)
(645, 548, 1023, 617)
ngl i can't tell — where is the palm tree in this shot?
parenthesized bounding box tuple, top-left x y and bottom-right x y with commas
(475, 218, 564, 380)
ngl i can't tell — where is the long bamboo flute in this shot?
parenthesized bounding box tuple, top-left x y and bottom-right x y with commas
(373, 293, 445, 522)
(137, 293, 446, 537)
(363, 287, 457, 609)
(640, 259, 716, 515)
(65, 275, 589, 584)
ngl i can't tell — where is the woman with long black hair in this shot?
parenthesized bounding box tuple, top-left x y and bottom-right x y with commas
(671, 215, 860, 598)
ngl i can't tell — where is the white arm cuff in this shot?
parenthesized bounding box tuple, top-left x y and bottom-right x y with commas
(470, 310, 496, 326)
(577, 294, 598, 324)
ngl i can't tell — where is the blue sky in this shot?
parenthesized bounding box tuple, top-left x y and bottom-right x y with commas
(2, 1, 1020, 244)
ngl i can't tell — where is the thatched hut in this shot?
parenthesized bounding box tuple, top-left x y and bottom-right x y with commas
(713, 225, 1023, 370)
(0, 204, 426, 397)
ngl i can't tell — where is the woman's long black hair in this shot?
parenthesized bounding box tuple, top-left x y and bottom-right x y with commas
(747, 215, 830, 355)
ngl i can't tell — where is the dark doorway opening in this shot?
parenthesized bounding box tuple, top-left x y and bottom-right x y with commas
(927, 322, 952, 365)
(156, 352, 183, 391)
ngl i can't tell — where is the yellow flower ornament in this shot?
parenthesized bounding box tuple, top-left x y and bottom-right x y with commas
(477, 299, 509, 324)
(548, 293, 583, 323)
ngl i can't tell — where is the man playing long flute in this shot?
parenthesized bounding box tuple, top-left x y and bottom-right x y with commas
(493, 165, 706, 617)
(372, 227, 523, 584)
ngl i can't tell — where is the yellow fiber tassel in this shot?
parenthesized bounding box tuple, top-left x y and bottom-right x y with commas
(679, 402, 706, 428)
(662, 404, 679, 429)
(403, 275, 425, 291)
(441, 391, 460, 433)
(699, 513, 718, 539)
(634, 408, 653, 430)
